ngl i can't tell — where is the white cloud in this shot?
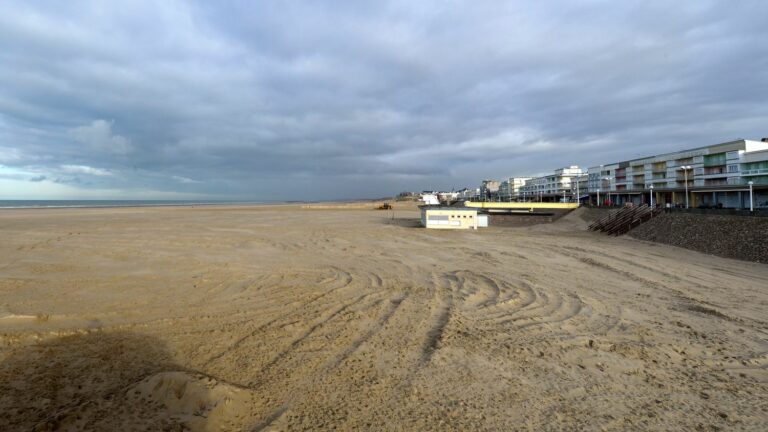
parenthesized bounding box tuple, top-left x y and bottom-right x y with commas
(60, 164, 113, 176)
(0, 147, 22, 163)
(0, 1, 766, 200)
(69, 120, 133, 155)
(0, 177, 210, 200)
(172, 175, 201, 184)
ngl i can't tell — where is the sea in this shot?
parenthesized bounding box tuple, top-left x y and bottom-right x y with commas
(0, 200, 279, 209)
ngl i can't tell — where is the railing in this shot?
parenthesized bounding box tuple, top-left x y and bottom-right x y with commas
(703, 180, 729, 186)
(742, 168, 768, 175)
(588, 205, 662, 236)
(668, 159, 693, 168)
(703, 159, 726, 167)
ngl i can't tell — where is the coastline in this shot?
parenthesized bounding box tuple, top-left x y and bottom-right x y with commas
(0, 199, 386, 210)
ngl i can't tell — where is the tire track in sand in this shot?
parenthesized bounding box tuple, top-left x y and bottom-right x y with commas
(322, 294, 408, 370)
(252, 293, 410, 431)
(246, 291, 380, 388)
(201, 267, 356, 368)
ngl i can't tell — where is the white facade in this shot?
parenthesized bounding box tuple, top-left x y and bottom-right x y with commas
(437, 192, 460, 202)
(520, 166, 584, 201)
(420, 193, 440, 205)
(498, 177, 532, 201)
(457, 188, 478, 200)
(588, 139, 768, 208)
(420, 207, 482, 229)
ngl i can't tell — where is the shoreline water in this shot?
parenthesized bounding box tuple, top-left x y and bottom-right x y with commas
(0, 198, 388, 210)
(0, 200, 309, 210)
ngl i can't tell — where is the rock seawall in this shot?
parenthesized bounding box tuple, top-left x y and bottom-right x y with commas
(630, 212, 768, 263)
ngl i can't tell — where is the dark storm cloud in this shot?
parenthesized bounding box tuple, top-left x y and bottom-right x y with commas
(1, 0, 767, 199)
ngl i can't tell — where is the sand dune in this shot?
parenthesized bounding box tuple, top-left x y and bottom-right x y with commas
(1, 204, 766, 430)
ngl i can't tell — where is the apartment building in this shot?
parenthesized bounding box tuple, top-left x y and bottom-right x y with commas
(498, 177, 532, 201)
(479, 179, 501, 201)
(520, 166, 584, 202)
(571, 174, 589, 202)
(588, 139, 768, 208)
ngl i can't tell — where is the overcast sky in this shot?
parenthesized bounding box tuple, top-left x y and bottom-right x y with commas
(1, 1, 767, 200)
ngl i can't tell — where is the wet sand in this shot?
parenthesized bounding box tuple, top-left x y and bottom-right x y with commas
(1, 204, 767, 430)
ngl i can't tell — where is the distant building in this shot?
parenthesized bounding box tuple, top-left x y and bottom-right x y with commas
(588, 138, 768, 208)
(423, 137, 768, 210)
(437, 191, 460, 203)
(420, 207, 487, 229)
(520, 166, 584, 202)
(480, 180, 501, 201)
(498, 177, 533, 201)
(455, 188, 476, 200)
(420, 193, 440, 205)
(571, 173, 589, 203)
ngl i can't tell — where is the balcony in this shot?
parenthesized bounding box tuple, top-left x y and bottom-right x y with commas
(742, 168, 768, 176)
(704, 167, 727, 175)
(704, 179, 728, 186)
(668, 159, 693, 169)
(748, 177, 768, 185)
(703, 154, 727, 167)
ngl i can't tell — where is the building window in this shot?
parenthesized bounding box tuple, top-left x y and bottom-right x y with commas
(427, 215, 449, 221)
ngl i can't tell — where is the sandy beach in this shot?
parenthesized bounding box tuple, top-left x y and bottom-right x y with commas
(1, 204, 767, 431)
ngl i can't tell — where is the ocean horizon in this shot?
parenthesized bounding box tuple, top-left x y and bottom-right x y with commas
(0, 198, 383, 209)
(0, 199, 279, 209)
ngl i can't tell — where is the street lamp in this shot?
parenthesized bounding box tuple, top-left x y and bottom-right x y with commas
(597, 188, 601, 207)
(749, 180, 754, 212)
(575, 176, 581, 206)
(649, 184, 654, 207)
(679, 165, 691, 209)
